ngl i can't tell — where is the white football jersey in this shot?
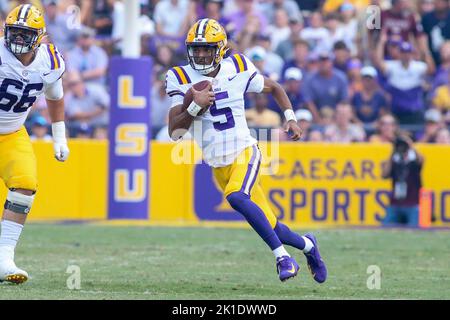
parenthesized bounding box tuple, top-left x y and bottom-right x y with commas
(0, 38, 65, 134)
(166, 53, 265, 167)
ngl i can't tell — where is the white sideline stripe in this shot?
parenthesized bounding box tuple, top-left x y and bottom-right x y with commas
(244, 147, 261, 195)
(19, 4, 31, 21)
(197, 19, 208, 39)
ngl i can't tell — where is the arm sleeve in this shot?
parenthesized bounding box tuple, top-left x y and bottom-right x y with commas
(44, 78, 64, 100)
(165, 70, 185, 108)
(241, 55, 265, 93)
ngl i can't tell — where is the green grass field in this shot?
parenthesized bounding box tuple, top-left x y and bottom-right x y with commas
(0, 224, 448, 299)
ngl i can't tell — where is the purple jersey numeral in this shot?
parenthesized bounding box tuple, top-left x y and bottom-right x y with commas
(210, 91, 235, 131)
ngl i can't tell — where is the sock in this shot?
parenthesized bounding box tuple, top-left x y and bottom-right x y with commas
(273, 246, 290, 259)
(227, 192, 282, 251)
(274, 222, 314, 253)
(0, 220, 23, 250)
(302, 236, 314, 253)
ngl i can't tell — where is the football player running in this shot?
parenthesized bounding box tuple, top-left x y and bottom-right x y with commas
(0, 4, 69, 284)
(166, 19, 327, 283)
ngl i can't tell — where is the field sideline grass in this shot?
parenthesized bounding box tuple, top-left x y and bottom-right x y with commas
(0, 224, 448, 299)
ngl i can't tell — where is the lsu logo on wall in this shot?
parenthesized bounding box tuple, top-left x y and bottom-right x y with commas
(108, 57, 153, 219)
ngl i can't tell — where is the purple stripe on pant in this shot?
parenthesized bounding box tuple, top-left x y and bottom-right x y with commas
(248, 147, 261, 193)
(240, 145, 258, 194)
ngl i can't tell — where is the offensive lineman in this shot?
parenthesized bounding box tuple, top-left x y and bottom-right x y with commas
(166, 19, 327, 282)
(0, 4, 69, 284)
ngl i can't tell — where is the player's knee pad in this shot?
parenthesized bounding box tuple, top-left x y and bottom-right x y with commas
(4, 189, 35, 214)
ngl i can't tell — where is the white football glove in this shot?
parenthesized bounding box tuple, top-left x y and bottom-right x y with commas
(52, 121, 70, 162)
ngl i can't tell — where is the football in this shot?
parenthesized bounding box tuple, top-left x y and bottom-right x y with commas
(183, 80, 212, 116)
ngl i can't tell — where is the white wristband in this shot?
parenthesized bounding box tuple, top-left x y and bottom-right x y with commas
(52, 121, 67, 143)
(284, 109, 297, 122)
(187, 101, 203, 117)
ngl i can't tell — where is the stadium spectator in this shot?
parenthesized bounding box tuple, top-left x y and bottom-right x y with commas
(300, 11, 331, 54)
(374, 30, 435, 124)
(384, 32, 403, 60)
(154, 44, 177, 70)
(369, 113, 398, 143)
(259, 0, 303, 25)
(419, 0, 436, 16)
(245, 93, 281, 127)
(346, 58, 363, 97)
(434, 127, 450, 143)
(417, 108, 444, 142)
(225, 0, 268, 38)
(352, 66, 389, 124)
(254, 34, 284, 81)
(154, 0, 190, 37)
(44, 0, 79, 53)
(65, 71, 110, 132)
(92, 125, 109, 140)
(283, 67, 304, 111)
(275, 15, 303, 61)
(382, 134, 423, 228)
(320, 106, 335, 127)
(333, 41, 351, 73)
(324, 103, 366, 142)
(73, 122, 92, 139)
(151, 70, 172, 134)
(246, 46, 272, 78)
(338, 2, 358, 55)
(295, 108, 324, 142)
(421, 0, 450, 65)
(267, 8, 291, 52)
(432, 68, 450, 111)
(29, 116, 52, 141)
(202, 0, 232, 34)
(89, 0, 114, 39)
(431, 41, 450, 90)
(305, 52, 320, 74)
(302, 51, 349, 122)
(67, 26, 109, 85)
(379, 0, 428, 57)
(325, 13, 346, 51)
(281, 39, 310, 79)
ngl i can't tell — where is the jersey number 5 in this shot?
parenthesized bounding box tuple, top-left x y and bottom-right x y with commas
(210, 91, 235, 131)
(0, 79, 44, 113)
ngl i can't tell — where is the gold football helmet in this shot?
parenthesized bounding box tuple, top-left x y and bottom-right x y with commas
(4, 4, 46, 55)
(185, 19, 228, 75)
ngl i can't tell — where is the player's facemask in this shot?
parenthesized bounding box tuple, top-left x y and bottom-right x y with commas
(5, 25, 39, 55)
(187, 44, 220, 75)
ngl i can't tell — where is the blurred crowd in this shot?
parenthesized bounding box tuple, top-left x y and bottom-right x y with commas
(3, 0, 450, 144)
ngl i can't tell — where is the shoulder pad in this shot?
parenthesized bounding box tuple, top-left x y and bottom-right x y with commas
(230, 53, 249, 74)
(169, 66, 192, 85)
(40, 43, 65, 84)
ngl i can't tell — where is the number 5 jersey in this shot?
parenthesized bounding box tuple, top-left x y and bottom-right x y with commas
(0, 38, 65, 134)
(165, 53, 265, 168)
